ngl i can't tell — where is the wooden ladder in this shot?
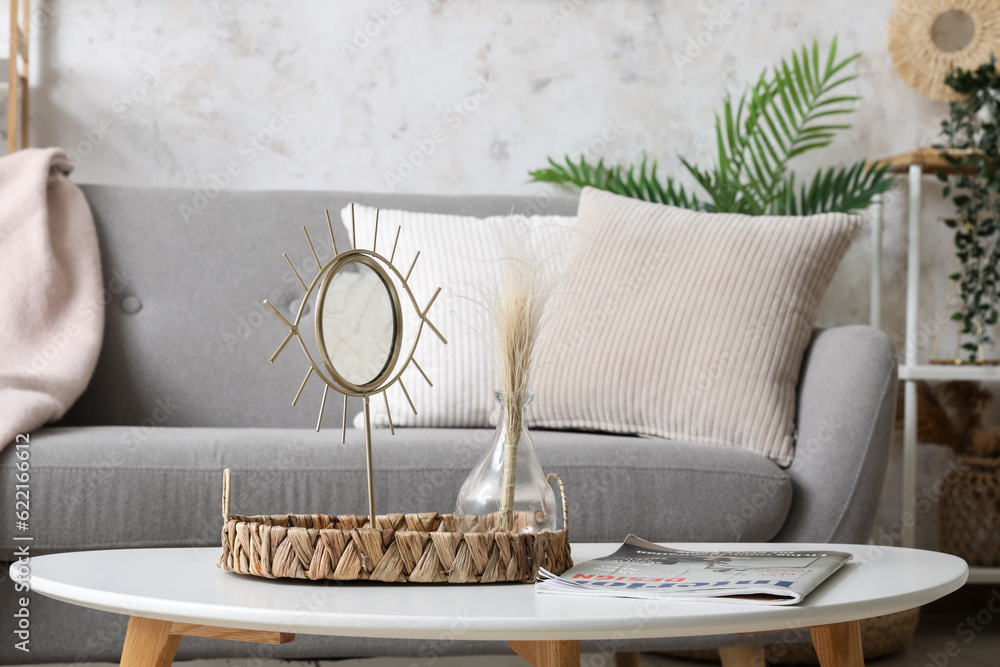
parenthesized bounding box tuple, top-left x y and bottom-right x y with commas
(6, 0, 29, 153)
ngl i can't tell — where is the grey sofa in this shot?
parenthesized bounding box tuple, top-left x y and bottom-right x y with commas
(0, 184, 898, 664)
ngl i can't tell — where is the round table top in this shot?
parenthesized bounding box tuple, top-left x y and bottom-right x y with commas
(13, 543, 967, 641)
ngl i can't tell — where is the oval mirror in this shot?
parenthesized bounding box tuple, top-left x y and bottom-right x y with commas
(316, 258, 400, 389)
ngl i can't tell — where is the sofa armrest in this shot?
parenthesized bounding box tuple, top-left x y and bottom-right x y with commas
(775, 326, 898, 544)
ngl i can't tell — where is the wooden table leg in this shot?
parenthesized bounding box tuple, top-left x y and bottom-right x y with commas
(120, 617, 181, 667)
(510, 640, 580, 666)
(810, 620, 864, 667)
(719, 644, 765, 667)
(615, 651, 641, 667)
(120, 617, 296, 667)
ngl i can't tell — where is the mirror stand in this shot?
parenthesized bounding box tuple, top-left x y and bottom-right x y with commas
(264, 205, 446, 525)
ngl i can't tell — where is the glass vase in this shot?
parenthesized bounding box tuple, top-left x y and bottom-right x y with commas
(455, 391, 557, 533)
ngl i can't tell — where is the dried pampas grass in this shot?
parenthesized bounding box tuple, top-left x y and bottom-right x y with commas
(481, 216, 563, 530)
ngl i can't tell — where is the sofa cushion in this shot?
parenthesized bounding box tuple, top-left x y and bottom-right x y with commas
(340, 203, 576, 429)
(0, 426, 790, 558)
(530, 188, 861, 466)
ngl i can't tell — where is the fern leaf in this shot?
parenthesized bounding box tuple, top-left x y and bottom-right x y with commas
(792, 160, 893, 214)
(528, 37, 891, 217)
(528, 154, 699, 208)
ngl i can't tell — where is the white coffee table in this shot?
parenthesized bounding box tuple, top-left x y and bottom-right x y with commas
(12, 543, 967, 667)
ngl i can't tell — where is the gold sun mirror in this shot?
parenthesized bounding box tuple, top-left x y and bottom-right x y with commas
(263, 205, 446, 524)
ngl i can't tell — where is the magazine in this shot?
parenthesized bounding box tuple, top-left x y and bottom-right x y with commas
(536, 535, 852, 605)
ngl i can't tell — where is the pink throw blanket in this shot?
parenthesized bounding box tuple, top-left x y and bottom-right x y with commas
(0, 148, 104, 450)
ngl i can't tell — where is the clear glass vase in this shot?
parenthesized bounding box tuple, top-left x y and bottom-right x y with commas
(455, 391, 557, 533)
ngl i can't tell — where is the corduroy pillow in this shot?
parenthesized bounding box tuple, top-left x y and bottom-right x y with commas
(528, 188, 862, 466)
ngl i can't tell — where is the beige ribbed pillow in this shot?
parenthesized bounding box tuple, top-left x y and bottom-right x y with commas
(529, 188, 861, 466)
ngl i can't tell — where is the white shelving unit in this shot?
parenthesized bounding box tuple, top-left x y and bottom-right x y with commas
(874, 149, 999, 585)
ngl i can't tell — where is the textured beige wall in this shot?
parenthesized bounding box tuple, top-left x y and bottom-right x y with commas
(12, 0, 971, 359)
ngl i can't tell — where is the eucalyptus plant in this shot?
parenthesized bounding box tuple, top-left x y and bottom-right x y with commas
(530, 38, 892, 216)
(935, 57, 1000, 362)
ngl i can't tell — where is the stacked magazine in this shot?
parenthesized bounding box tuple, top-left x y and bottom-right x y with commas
(536, 535, 851, 606)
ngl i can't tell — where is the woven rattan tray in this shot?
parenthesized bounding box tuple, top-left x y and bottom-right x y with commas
(217, 470, 572, 583)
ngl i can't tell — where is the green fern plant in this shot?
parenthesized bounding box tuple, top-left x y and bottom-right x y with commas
(530, 38, 892, 216)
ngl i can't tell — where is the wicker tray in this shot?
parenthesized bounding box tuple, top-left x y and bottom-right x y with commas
(217, 470, 572, 583)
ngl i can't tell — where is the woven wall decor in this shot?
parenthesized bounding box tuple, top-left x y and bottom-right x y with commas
(888, 0, 1000, 101)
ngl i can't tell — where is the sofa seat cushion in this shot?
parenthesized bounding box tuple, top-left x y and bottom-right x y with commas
(0, 426, 791, 557)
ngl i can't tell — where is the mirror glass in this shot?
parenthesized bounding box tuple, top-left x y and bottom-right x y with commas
(319, 261, 397, 386)
(932, 10, 975, 53)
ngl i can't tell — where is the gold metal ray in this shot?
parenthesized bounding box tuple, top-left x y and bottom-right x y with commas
(302, 226, 321, 270)
(398, 379, 417, 416)
(421, 287, 441, 317)
(263, 300, 295, 332)
(282, 254, 308, 292)
(424, 318, 447, 345)
(405, 250, 420, 282)
(411, 358, 433, 387)
(292, 367, 313, 406)
(341, 394, 348, 444)
(383, 391, 395, 435)
(419, 288, 447, 344)
(373, 209, 379, 253)
(390, 225, 401, 264)
(270, 330, 295, 363)
(325, 209, 338, 257)
(316, 384, 330, 433)
(351, 202, 357, 250)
